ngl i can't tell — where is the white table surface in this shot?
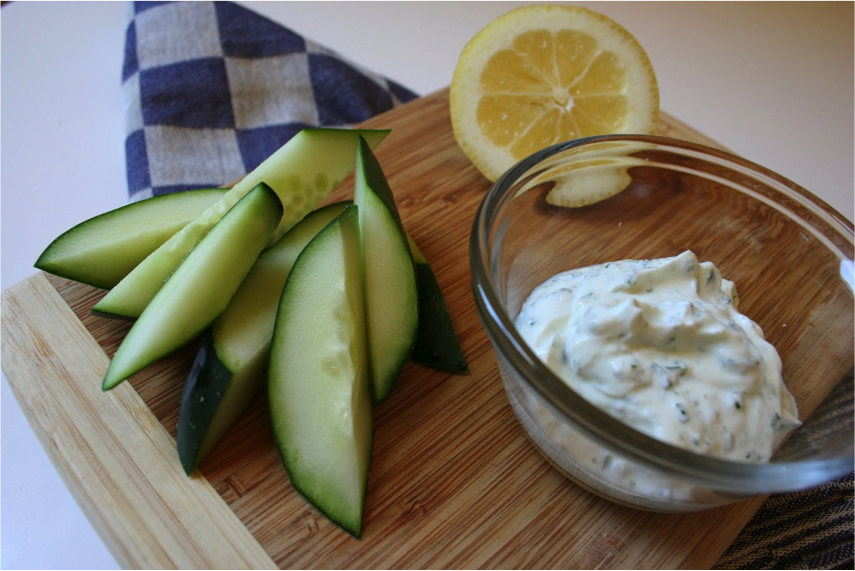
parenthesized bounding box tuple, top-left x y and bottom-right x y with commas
(2, 1, 852, 569)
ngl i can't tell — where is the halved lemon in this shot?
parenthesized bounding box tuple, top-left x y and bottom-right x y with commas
(450, 5, 659, 182)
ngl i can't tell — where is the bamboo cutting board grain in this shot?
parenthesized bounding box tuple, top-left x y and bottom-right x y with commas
(3, 88, 772, 569)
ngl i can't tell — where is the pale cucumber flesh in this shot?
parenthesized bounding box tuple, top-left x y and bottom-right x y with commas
(176, 202, 348, 474)
(35, 188, 226, 289)
(102, 183, 282, 390)
(268, 205, 372, 538)
(354, 136, 418, 403)
(92, 128, 389, 320)
(213, 202, 349, 366)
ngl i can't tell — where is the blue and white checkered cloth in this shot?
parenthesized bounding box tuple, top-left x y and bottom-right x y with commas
(122, 0, 417, 202)
(120, 2, 852, 568)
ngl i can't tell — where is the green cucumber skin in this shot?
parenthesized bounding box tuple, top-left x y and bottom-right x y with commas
(405, 236, 467, 372)
(35, 188, 227, 289)
(177, 331, 269, 475)
(355, 136, 419, 404)
(403, 234, 467, 373)
(176, 202, 349, 474)
(102, 183, 283, 390)
(177, 330, 237, 474)
(92, 128, 390, 320)
(411, 260, 468, 373)
(269, 205, 372, 538)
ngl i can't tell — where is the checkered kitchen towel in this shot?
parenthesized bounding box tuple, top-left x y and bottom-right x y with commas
(121, 2, 853, 567)
(122, 0, 416, 202)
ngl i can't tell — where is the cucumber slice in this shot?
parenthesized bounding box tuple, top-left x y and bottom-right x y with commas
(92, 128, 390, 320)
(35, 188, 227, 289)
(269, 205, 372, 538)
(354, 136, 418, 403)
(407, 236, 468, 373)
(102, 183, 282, 390)
(177, 202, 348, 474)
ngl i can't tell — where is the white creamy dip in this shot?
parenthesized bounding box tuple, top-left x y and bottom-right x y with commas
(515, 250, 801, 462)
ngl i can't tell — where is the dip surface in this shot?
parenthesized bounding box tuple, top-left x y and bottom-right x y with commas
(515, 250, 800, 462)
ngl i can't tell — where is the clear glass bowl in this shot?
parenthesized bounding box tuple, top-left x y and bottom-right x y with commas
(470, 135, 854, 512)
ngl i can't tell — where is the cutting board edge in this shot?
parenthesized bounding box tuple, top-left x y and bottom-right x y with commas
(1, 272, 277, 570)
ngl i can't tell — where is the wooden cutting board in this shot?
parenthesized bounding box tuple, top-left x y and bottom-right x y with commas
(2, 88, 768, 569)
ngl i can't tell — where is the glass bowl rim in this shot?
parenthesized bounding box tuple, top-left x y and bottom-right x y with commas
(469, 133, 854, 495)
